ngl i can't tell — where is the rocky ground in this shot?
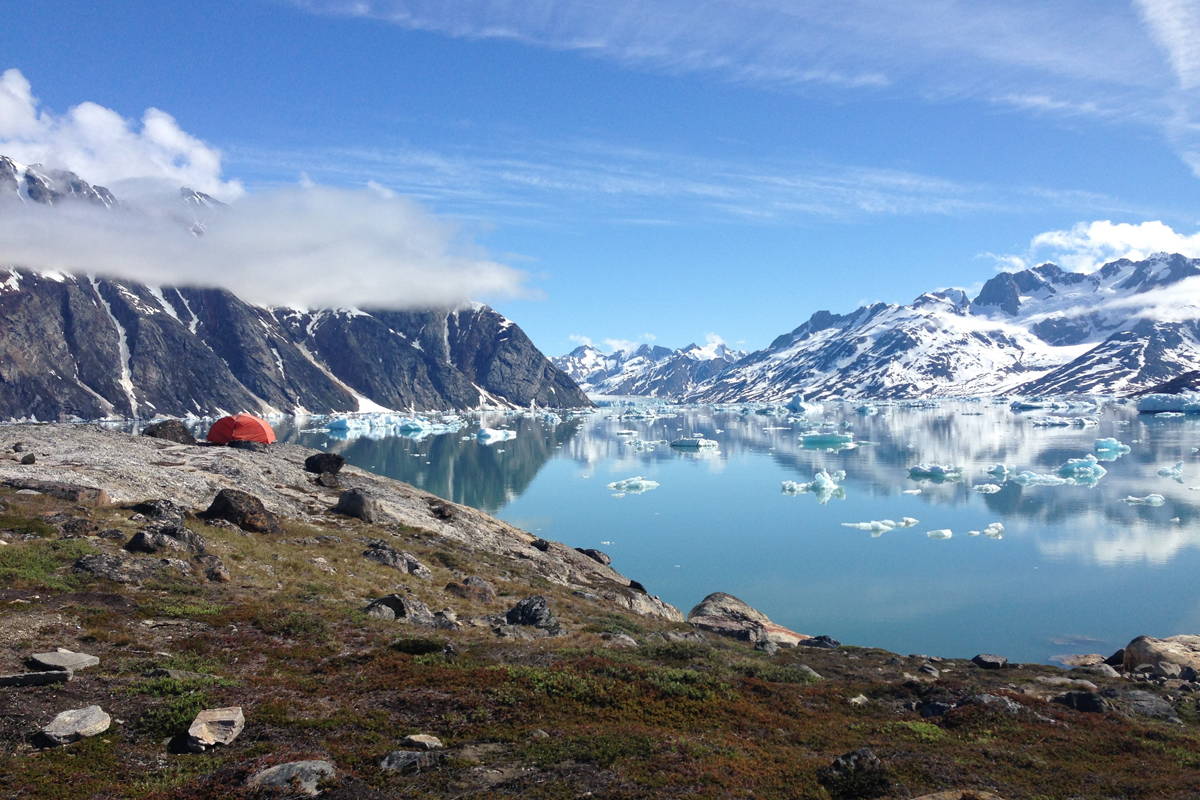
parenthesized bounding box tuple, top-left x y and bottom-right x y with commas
(1, 424, 1199, 799)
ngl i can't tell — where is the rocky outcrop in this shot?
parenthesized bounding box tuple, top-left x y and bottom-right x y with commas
(246, 760, 335, 797)
(686, 592, 809, 647)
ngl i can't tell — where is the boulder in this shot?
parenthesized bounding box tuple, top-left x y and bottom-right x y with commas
(41, 705, 111, 746)
(1074, 663, 1120, 679)
(400, 733, 444, 750)
(74, 552, 191, 585)
(1122, 634, 1200, 674)
(1110, 689, 1182, 723)
(816, 748, 892, 800)
(800, 634, 841, 649)
(1051, 653, 1105, 668)
(426, 499, 455, 521)
(247, 760, 335, 797)
(130, 499, 188, 524)
(575, 547, 612, 566)
(186, 706, 245, 752)
(505, 595, 560, 632)
(600, 632, 639, 648)
(530, 538, 551, 552)
(362, 541, 432, 578)
(199, 554, 231, 583)
(141, 419, 197, 445)
(305, 452, 345, 475)
(20, 453, 35, 465)
(444, 575, 497, 604)
(379, 749, 442, 774)
(199, 489, 281, 534)
(971, 653, 1009, 670)
(28, 649, 99, 672)
(0, 478, 108, 507)
(364, 594, 436, 626)
(316, 472, 340, 489)
(124, 522, 207, 556)
(1053, 691, 1108, 713)
(966, 693, 1024, 715)
(333, 488, 380, 522)
(686, 592, 809, 647)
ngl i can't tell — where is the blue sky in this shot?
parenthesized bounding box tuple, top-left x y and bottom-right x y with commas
(5, 0, 1200, 355)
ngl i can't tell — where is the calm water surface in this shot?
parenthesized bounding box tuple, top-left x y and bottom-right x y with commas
(275, 400, 1200, 664)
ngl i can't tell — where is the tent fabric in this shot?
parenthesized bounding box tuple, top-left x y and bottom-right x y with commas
(206, 413, 277, 445)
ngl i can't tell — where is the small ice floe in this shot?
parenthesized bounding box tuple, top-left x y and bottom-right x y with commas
(615, 429, 638, 436)
(1032, 416, 1098, 428)
(973, 484, 1003, 494)
(902, 488, 922, 495)
(908, 464, 963, 483)
(477, 428, 517, 444)
(897, 517, 919, 527)
(607, 476, 660, 494)
(781, 470, 846, 504)
(1158, 462, 1185, 483)
(1124, 494, 1166, 506)
(1093, 438, 1132, 461)
(968, 522, 1005, 539)
(1155, 411, 1187, 419)
(985, 464, 1011, 481)
(926, 529, 953, 539)
(670, 435, 719, 450)
(800, 430, 855, 449)
(1011, 471, 1069, 487)
(855, 404, 879, 416)
(842, 520, 896, 536)
(1056, 455, 1108, 486)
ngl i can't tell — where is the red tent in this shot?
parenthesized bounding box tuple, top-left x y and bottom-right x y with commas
(206, 413, 277, 445)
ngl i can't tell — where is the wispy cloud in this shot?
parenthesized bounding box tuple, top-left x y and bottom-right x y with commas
(983, 218, 1200, 273)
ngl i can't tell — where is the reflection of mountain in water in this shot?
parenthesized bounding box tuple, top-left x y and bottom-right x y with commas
(314, 417, 584, 514)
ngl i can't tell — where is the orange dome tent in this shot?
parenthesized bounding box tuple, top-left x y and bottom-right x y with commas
(206, 413, 277, 445)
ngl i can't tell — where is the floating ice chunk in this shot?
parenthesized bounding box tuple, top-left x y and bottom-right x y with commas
(842, 520, 895, 534)
(607, 476, 660, 494)
(785, 396, 822, 415)
(1056, 454, 1108, 486)
(1093, 438, 1132, 461)
(908, 464, 962, 483)
(1155, 411, 1186, 418)
(1032, 416, 1098, 428)
(477, 428, 517, 444)
(781, 470, 847, 504)
(896, 517, 919, 527)
(1011, 471, 1070, 487)
(926, 529, 953, 539)
(1124, 494, 1166, 506)
(985, 464, 1011, 481)
(973, 484, 1003, 494)
(1158, 462, 1185, 482)
(1137, 393, 1200, 414)
(969, 522, 1005, 539)
(670, 435, 718, 449)
(800, 431, 855, 449)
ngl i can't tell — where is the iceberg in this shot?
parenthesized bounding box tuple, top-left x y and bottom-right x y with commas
(985, 464, 1011, 481)
(1055, 454, 1108, 486)
(781, 470, 847, 504)
(968, 522, 1005, 539)
(897, 517, 920, 527)
(477, 427, 517, 444)
(1124, 494, 1166, 506)
(855, 404, 879, 416)
(607, 476, 660, 494)
(1158, 462, 1185, 482)
(926, 529, 953, 539)
(670, 435, 719, 450)
(908, 464, 963, 483)
(842, 520, 896, 535)
(1011, 470, 1070, 487)
(1031, 416, 1099, 428)
(1093, 438, 1131, 460)
(973, 483, 1003, 494)
(785, 396, 822, 415)
(1137, 393, 1200, 414)
(800, 430, 855, 449)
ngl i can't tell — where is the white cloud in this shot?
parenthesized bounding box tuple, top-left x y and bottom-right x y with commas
(1029, 219, 1200, 272)
(0, 68, 242, 200)
(0, 70, 529, 309)
(567, 333, 593, 347)
(602, 338, 640, 355)
(1135, 0, 1200, 90)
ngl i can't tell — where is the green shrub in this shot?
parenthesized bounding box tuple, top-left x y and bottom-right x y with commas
(253, 609, 329, 640)
(135, 691, 211, 738)
(391, 637, 445, 655)
(0, 539, 93, 590)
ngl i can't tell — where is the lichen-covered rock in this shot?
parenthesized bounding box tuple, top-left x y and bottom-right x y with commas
(141, 419, 196, 445)
(334, 488, 380, 522)
(28, 649, 99, 672)
(445, 575, 497, 604)
(505, 595, 560, 632)
(1123, 634, 1200, 674)
(364, 594, 436, 626)
(246, 760, 335, 797)
(74, 552, 191, 585)
(816, 748, 892, 800)
(186, 706, 244, 752)
(124, 522, 207, 555)
(41, 705, 110, 746)
(362, 540, 431, 577)
(199, 488, 281, 534)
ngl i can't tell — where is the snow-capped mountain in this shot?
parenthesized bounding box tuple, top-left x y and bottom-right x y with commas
(554, 340, 745, 397)
(0, 158, 590, 420)
(688, 254, 1200, 401)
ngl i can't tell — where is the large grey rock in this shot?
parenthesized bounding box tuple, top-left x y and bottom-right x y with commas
(1122, 634, 1200, 674)
(141, 419, 196, 445)
(334, 488, 380, 522)
(687, 592, 809, 647)
(380, 749, 442, 774)
(186, 706, 244, 752)
(362, 540, 431, 577)
(1110, 689, 1182, 723)
(28, 649, 99, 672)
(505, 595, 560, 632)
(364, 594, 435, 626)
(42, 705, 111, 745)
(971, 653, 1009, 670)
(74, 552, 191, 585)
(445, 575, 497, 604)
(246, 760, 335, 797)
(199, 488, 281, 534)
(124, 522, 207, 555)
(816, 747, 892, 800)
(304, 452, 345, 475)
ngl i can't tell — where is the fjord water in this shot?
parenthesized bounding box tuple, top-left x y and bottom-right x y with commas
(282, 402, 1200, 664)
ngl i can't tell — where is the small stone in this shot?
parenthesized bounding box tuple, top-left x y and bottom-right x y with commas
(19, 453, 35, 465)
(304, 452, 345, 475)
(41, 705, 110, 746)
(918, 663, 941, 678)
(968, 693, 1024, 715)
(186, 706, 244, 752)
(316, 472, 339, 489)
(755, 639, 780, 655)
(426, 500, 455, 521)
(530, 728, 550, 739)
(0, 670, 73, 687)
(971, 653, 1008, 670)
(12, 442, 25, 452)
(600, 632, 639, 648)
(200, 554, 231, 583)
(333, 488, 379, 522)
(848, 694, 869, 706)
(445, 575, 497, 604)
(401, 733, 444, 750)
(28, 649, 99, 672)
(247, 760, 335, 797)
(379, 750, 442, 774)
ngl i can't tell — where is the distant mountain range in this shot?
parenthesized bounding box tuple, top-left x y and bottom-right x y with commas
(0, 156, 589, 420)
(553, 341, 745, 397)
